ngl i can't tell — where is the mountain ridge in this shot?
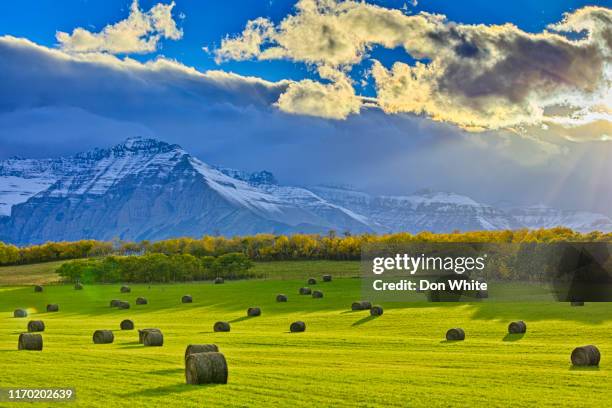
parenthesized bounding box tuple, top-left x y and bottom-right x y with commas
(1, 137, 610, 244)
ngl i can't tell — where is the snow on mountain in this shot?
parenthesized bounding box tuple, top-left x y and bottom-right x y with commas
(508, 205, 612, 233)
(0, 137, 610, 244)
(0, 158, 68, 216)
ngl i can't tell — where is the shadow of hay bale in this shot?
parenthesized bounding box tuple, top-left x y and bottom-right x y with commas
(503, 333, 525, 342)
(351, 315, 377, 326)
(228, 316, 252, 324)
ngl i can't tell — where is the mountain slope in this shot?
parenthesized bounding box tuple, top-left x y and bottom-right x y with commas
(310, 186, 523, 233)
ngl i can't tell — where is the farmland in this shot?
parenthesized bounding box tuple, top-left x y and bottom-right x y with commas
(0, 261, 610, 407)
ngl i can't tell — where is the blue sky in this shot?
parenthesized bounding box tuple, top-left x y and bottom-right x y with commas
(0, 0, 603, 84)
(0, 0, 610, 215)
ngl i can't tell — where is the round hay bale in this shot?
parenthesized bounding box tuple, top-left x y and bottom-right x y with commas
(290, 321, 306, 333)
(571, 345, 600, 366)
(18, 333, 42, 351)
(370, 306, 384, 316)
(34, 285, 43, 293)
(136, 297, 148, 305)
(14, 309, 28, 318)
(138, 328, 161, 344)
(571, 301, 585, 306)
(27, 320, 45, 332)
(93, 330, 114, 344)
(351, 301, 372, 310)
(476, 290, 488, 299)
(445, 328, 465, 341)
(323, 275, 332, 282)
(299, 287, 311, 295)
(184, 344, 219, 362)
(276, 294, 288, 302)
(307, 278, 317, 285)
(185, 352, 228, 385)
(312, 290, 323, 298)
(182, 295, 193, 303)
(213, 321, 230, 332)
(117, 301, 130, 309)
(110, 299, 121, 307)
(247, 307, 261, 317)
(120, 319, 134, 330)
(46, 304, 59, 312)
(144, 331, 164, 347)
(508, 320, 527, 334)
(74, 283, 83, 290)
(120, 286, 131, 293)
(214, 277, 224, 284)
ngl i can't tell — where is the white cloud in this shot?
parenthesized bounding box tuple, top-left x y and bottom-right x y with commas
(56, 0, 182, 54)
(215, 0, 611, 137)
(276, 65, 363, 119)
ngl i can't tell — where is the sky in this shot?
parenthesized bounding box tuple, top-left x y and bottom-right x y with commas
(0, 0, 610, 215)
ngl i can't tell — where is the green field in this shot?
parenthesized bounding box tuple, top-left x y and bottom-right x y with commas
(0, 261, 610, 407)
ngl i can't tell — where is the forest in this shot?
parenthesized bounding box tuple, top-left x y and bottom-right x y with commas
(1, 228, 611, 267)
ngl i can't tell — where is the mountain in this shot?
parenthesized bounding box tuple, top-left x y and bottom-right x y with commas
(0, 138, 374, 244)
(310, 186, 523, 233)
(506, 205, 612, 233)
(1, 137, 610, 245)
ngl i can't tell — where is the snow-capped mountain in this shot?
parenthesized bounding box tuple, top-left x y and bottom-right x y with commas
(0, 137, 610, 245)
(507, 205, 612, 233)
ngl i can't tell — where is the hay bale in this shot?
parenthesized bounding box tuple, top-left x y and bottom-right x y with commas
(307, 278, 317, 285)
(14, 309, 28, 318)
(110, 299, 121, 307)
(93, 330, 114, 344)
(299, 287, 312, 295)
(290, 321, 306, 332)
(120, 286, 131, 293)
(312, 290, 323, 298)
(214, 277, 224, 284)
(508, 321, 527, 334)
(117, 301, 130, 309)
(182, 295, 193, 303)
(27, 320, 45, 332)
(144, 331, 164, 347)
(247, 307, 261, 317)
(445, 328, 465, 341)
(18, 333, 42, 351)
(138, 328, 161, 344)
(185, 352, 228, 385)
(120, 319, 134, 330)
(214, 321, 230, 332)
(46, 304, 59, 312)
(34, 285, 43, 293)
(276, 294, 288, 302)
(323, 275, 332, 282)
(476, 290, 488, 299)
(351, 301, 372, 310)
(74, 283, 83, 290)
(370, 306, 384, 316)
(571, 345, 600, 366)
(136, 297, 148, 305)
(571, 301, 585, 306)
(185, 344, 219, 363)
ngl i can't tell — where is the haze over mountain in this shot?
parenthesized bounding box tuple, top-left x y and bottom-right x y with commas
(1, 138, 610, 245)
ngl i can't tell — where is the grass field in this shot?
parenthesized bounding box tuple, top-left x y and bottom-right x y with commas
(0, 261, 610, 407)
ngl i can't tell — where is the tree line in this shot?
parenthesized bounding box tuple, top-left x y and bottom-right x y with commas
(56, 252, 255, 284)
(1, 228, 611, 266)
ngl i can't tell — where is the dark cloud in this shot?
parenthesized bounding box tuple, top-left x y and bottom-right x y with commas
(0, 35, 610, 218)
